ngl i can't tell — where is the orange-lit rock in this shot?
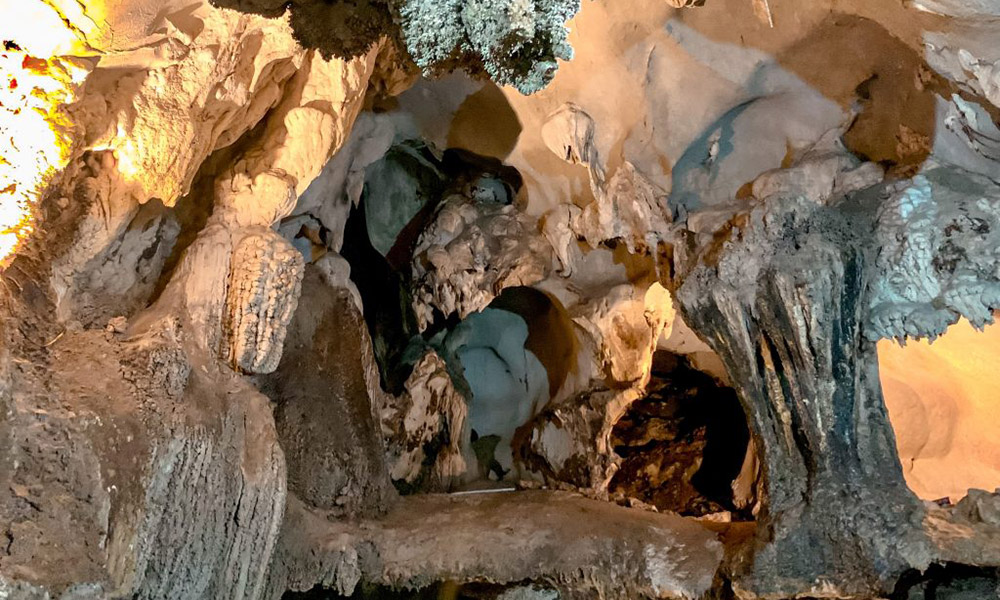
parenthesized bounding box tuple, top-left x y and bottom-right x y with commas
(880, 319, 1000, 501)
(0, 22, 89, 267)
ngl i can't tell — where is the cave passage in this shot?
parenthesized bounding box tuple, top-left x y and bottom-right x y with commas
(610, 352, 754, 518)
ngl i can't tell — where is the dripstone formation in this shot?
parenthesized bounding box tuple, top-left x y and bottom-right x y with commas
(3, 1, 1000, 599)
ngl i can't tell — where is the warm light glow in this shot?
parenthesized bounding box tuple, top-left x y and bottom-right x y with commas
(880, 319, 1000, 502)
(0, 8, 90, 267)
(0, 3, 94, 57)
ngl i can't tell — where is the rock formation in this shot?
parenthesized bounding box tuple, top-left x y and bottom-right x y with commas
(3, 0, 1000, 599)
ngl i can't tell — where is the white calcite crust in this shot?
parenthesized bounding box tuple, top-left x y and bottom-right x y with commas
(869, 169, 1000, 342)
(410, 194, 555, 331)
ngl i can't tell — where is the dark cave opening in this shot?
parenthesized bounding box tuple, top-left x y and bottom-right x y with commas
(340, 195, 421, 395)
(609, 351, 756, 519)
(338, 139, 527, 397)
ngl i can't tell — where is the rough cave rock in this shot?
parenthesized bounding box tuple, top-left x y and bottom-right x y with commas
(3, 0, 1000, 599)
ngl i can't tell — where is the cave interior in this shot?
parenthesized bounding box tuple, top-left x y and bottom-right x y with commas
(2, 0, 1000, 599)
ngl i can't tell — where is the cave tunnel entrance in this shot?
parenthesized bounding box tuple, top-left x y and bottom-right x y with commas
(609, 351, 757, 520)
(879, 318, 1000, 505)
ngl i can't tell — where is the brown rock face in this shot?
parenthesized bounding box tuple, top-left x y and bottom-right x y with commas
(0, 315, 285, 600)
(269, 266, 395, 517)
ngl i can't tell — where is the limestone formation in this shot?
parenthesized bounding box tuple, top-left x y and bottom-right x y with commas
(869, 169, 1000, 342)
(221, 229, 305, 374)
(381, 349, 470, 490)
(410, 194, 554, 331)
(0, 319, 285, 600)
(394, 0, 580, 94)
(269, 491, 723, 599)
(208, 0, 582, 94)
(540, 104, 673, 271)
(908, 0, 1000, 17)
(674, 188, 933, 597)
(268, 266, 395, 517)
(540, 103, 605, 195)
(571, 282, 673, 387)
(7, 0, 1000, 599)
(518, 387, 643, 493)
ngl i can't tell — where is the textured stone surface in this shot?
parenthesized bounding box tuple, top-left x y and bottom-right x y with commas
(221, 229, 305, 374)
(954, 489, 1000, 527)
(540, 104, 673, 260)
(8, 0, 1000, 599)
(207, 0, 581, 94)
(381, 349, 469, 490)
(517, 388, 642, 493)
(907, 0, 1000, 17)
(671, 146, 972, 595)
(395, 0, 580, 94)
(268, 490, 723, 600)
(868, 169, 1000, 343)
(268, 266, 395, 517)
(410, 194, 554, 331)
(571, 282, 673, 387)
(0, 322, 285, 600)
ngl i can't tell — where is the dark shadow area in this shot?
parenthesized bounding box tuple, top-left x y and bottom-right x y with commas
(207, 0, 394, 60)
(441, 148, 523, 196)
(891, 563, 1000, 600)
(447, 82, 523, 160)
(283, 581, 558, 600)
(341, 197, 421, 395)
(367, 141, 448, 272)
(610, 352, 753, 518)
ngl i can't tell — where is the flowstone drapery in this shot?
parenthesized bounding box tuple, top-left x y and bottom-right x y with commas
(672, 165, 1000, 597)
(676, 194, 928, 596)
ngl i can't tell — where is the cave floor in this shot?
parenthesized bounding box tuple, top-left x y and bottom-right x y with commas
(274, 489, 728, 598)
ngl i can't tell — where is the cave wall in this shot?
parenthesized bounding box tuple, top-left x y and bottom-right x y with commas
(880, 319, 1000, 501)
(3, 0, 1000, 599)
